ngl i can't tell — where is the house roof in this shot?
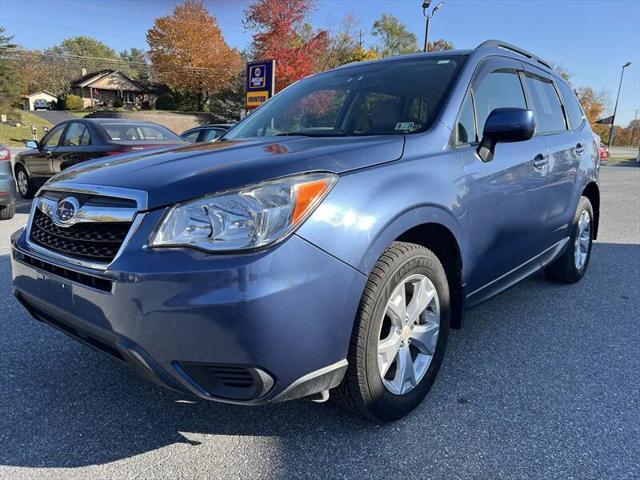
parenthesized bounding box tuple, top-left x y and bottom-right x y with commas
(22, 91, 58, 99)
(71, 69, 115, 87)
(71, 69, 145, 92)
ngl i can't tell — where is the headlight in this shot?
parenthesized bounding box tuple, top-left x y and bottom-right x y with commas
(150, 172, 337, 252)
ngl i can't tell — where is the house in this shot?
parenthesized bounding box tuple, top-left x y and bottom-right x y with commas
(70, 69, 159, 109)
(22, 91, 58, 111)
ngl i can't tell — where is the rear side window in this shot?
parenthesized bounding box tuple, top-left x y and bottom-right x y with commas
(474, 71, 526, 134)
(182, 130, 201, 142)
(201, 128, 225, 142)
(456, 94, 476, 144)
(524, 75, 567, 133)
(557, 81, 585, 130)
(62, 123, 91, 146)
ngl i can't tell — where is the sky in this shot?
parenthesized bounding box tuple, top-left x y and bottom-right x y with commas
(1, 0, 638, 124)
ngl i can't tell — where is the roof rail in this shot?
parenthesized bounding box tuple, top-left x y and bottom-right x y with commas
(476, 40, 553, 70)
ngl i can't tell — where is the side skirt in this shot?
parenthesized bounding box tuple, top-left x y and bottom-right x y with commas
(465, 238, 569, 309)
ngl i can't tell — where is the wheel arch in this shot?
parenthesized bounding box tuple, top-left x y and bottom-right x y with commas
(395, 222, 465, 329)
(582, 182, 600, 239)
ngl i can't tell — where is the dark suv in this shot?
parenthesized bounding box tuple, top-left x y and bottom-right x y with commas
(11, 41, 599, 421)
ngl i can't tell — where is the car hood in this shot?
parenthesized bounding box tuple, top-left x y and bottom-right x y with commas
(48, 136, 405, 210)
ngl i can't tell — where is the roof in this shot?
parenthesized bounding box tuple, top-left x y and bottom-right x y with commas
(22, 90, 58, 99)
(70, 69, 146, 91)
(71, 69, 115, 87)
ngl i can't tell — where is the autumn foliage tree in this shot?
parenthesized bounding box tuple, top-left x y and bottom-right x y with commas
(245, 0, 329, 92)
(147, 0, 242, 111)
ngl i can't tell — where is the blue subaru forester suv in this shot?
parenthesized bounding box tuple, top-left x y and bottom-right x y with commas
(11, 41, 599, 421)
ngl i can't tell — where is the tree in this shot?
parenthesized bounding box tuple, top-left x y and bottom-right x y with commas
(576, 86, 611, 142)
(427, 39, 454, 52)
(47, 36, 119, 75)
(0, 27, 21, 109)
(371, 14, 418, 57)
(119, 48, 149, 80)
(245, 0, 329, 91)
(147, 0, 242, 111)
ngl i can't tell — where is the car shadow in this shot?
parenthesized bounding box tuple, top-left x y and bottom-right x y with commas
(1, 242, 639, 474)
(603, 159, 639, 168)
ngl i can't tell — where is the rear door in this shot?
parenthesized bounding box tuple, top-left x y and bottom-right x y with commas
(456, 57, 550, 294)
(52, 121, 98, 173)
(521, 65, 581, 247)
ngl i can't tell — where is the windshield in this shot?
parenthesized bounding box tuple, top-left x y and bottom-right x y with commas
(100, 123, 182, 142)
(226, 55, 466, 140)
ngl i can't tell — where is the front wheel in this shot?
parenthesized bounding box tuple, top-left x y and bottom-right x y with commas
(15, 166, 35, 199)
(544, 196, 594, 283)
(334, 242, 450, 422)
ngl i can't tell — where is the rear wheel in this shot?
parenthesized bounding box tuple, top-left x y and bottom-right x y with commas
(0, 203, 15, 220)
(544, 196, 594, 283)
(334, 242, 450, 422)
(16, 166, 35, 199)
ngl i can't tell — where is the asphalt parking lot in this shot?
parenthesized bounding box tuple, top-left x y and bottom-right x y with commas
(0, 162, 638, 480)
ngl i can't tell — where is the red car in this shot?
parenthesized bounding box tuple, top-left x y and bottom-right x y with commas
(599, 143, 609, 162)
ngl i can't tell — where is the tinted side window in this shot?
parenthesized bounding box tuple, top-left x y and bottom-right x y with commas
(456, 94, 476, 144)
(41, 124, 65, 148)
(201, 129, 225, 142)
(524, 75, 567, 133)
(474, 71, 526, 134)
(62, 123, 90, 146)
(557, 81, 585, 130)
(182, 130, 201, 142)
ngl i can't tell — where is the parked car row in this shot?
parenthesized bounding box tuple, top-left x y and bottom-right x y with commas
(0, 145, 16, 219)
(12, 120, 233, 200)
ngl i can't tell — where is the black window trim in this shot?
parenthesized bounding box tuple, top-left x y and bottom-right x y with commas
(452, 56, 528, 149)
(519, 66, 571, 136)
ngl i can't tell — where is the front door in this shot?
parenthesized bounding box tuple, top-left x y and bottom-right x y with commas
(455, 57, 551, 296)
(27, 123, 65, 176)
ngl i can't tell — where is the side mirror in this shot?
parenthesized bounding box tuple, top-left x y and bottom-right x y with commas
(477, 108, 535, 162)
(25, 140, 39, 150)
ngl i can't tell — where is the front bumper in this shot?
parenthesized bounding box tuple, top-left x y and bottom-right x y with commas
(11, 223, 366, 404)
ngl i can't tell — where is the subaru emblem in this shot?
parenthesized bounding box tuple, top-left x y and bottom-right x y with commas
(54, 197, 80, 226)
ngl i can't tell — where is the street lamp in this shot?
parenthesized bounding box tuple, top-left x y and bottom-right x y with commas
(423, 1, 445, 52)
(608, 61, 632, 147)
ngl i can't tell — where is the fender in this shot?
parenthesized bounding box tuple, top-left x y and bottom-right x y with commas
(297, 148, 469, 281)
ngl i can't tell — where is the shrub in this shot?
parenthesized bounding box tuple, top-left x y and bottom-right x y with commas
(113, 96, 124, 108)
(64, 95, 83, 110)
(155, 94, 176, 110)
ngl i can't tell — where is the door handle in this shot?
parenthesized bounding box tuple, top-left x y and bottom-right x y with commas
(533, 153, 548, 169)
(574, 143, 585, 155)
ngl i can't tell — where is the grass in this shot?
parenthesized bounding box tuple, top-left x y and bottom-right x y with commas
(0, 111, 53, 147)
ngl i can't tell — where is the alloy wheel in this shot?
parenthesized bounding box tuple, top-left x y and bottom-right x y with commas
(377, 273, 440, 395)
(17, 170, 28, 196)
(574, 210, 591, 270)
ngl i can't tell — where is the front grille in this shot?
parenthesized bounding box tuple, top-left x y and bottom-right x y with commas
(30, 208, 131, 264)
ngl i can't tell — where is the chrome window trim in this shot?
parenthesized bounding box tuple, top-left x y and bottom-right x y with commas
(26, 184, 148, 271)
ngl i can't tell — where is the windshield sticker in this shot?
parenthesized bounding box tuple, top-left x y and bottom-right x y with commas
(395, 122, 415, 131)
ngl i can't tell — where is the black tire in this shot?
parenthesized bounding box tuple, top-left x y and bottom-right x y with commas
(0, 203, 15, 220)
(333, 242, 450, 422)
(544, 196, 594, 283)
(15, 165, 35, 199)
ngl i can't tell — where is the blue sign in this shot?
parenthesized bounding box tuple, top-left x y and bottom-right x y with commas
(246, 60, 275, 109)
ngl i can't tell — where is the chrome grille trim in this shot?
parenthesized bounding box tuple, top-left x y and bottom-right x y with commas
(25, 184, 147, 271)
